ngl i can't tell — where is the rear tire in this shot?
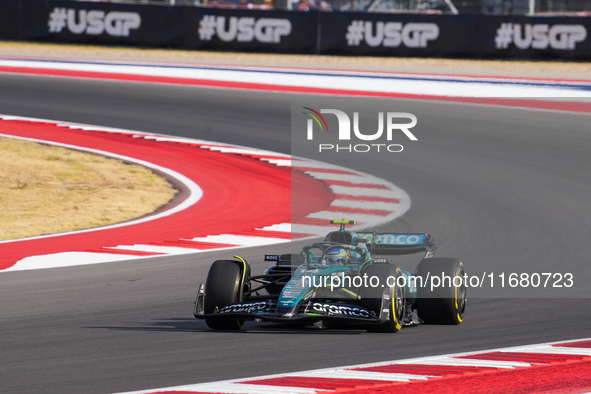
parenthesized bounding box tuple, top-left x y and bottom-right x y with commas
(360, 264, 404, 333)
(415, 258, 466, 325)
(204, 260, 246, 330)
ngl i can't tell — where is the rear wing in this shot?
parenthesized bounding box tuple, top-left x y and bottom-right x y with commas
(357, 233, 436, 257)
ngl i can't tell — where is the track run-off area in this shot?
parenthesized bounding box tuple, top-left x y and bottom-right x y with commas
(0, 115, 409, 271)
(0, 55, 590, 394)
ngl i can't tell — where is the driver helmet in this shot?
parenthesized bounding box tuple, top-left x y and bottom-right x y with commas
(326, 248, 348, 265)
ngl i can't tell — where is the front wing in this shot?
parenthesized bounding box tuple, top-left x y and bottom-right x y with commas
(194, 298, 391, 325)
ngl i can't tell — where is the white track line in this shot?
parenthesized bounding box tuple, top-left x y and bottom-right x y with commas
(258, 223, 292, 233)
(401, 357, 531, 368)
(290, 370, 428, 382)
(107, 245, 204, 254)
(187, 235, 291, 247)
(292, 224, 360, 236)
(307, 211, 387, 222)
(331, 199, 399, 210)
(8, 252, 147, 271)
(1, 58, 590, 98)
(517, 345, 591, 356)
(262, 159, 292, 166)
(328, 185, 399, 198)
(305, 172, 388, 184)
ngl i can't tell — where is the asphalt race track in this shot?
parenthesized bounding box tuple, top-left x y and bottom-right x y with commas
(1, 73, 590, 393)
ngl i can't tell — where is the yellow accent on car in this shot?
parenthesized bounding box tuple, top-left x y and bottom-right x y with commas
(330, 220, 357, 225)
(342, 288, 360, 299)
(394, 268, 403, 331)
(234, 255, 247, 288)
(454, 262, 465, 323)
(233, 255, 247, 329)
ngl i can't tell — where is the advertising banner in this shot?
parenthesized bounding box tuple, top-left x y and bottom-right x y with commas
(478, 15, 591, 60)
(5, 0, 591, 60)
(318, 12, 479, 57)
(22, 0, 183, 47)
(19, 0, 317, 53)
(318, 12, 591, 59)
(186, 8, 318, 52)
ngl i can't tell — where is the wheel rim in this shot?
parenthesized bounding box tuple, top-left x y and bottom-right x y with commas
(393, 268, 405, 330)
(394, 286, 404, 321)
(455, 264, 467, 321)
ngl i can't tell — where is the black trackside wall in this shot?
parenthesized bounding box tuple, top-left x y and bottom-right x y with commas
(0, 1, 19, 38)
(4, 0, 591, 59)
(14, 0, 318, 52)
(318, 13, 591, 59)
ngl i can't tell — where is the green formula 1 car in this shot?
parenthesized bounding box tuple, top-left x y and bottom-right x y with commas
(194, 220, 466, 332)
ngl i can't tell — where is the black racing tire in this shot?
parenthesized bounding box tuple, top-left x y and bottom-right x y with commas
(360, 263, 405, 333)
(204, 260, 246, 330)
(415, 258, 466, 325)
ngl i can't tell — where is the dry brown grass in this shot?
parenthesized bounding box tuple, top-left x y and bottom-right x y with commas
(0, 137, 177, 241)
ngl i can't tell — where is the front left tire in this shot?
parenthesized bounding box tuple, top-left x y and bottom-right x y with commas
(203, 260, 246, 330)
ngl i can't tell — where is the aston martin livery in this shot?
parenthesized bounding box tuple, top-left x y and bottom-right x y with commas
(193, 220, 466, 332)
